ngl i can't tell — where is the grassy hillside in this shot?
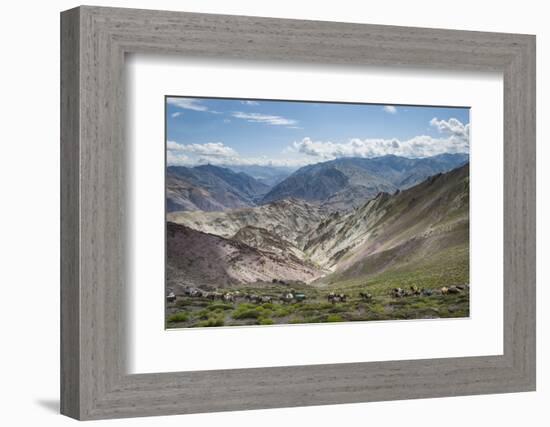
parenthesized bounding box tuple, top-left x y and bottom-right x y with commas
(311, 163, 469, 283)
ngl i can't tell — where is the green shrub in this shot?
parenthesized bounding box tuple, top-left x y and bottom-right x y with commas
(300, 315, 323, 323)
(258, 318, 274, 325)
(207, 303, 233, 311)
(326, 314, 343, 322)
(176, 299, 192, 308)
(196, 309, 210, 320)
(233, 308, 261, 319)
(232, 303, 271, 320)
(167, 312, 189, 323)
(272, 306, 292, 317)
(234, 303, 256, 310)
(197, 315, 225, 327)
(299, 302, 332, 312)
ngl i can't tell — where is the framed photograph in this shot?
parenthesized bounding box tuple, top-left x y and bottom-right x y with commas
(164, 96, 471, 329)
(61, 6, 536, 420)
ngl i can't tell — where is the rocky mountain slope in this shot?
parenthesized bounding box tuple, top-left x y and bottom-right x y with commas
(261, 153, 468, 209)
(167, 197, 327, 250)
(166, 222, 324, 289)
(193, 164, 270, 201)
(308, 163, 470, 285)
(166, 164, 269, 212)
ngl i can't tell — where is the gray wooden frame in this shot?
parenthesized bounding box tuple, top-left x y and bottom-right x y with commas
(60, 5, 536, 420)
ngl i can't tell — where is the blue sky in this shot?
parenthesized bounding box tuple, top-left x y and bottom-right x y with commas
(166, 97, 470, 167)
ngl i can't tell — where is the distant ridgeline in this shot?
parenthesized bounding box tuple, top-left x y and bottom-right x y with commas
(166, 153, 468, 212)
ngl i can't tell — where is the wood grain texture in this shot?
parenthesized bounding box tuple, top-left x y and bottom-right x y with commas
(60, 5, 536, 420)
(60, 7, 80, 419)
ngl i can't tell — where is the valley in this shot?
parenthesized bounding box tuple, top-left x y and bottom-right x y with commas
(165, 154, 470, 328)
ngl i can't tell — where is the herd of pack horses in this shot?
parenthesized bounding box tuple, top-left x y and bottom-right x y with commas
(167, 283, 469, 306)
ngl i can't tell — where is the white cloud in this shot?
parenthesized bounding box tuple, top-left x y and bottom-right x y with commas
(167, 140, 310, 167)
(197, 156, 308, 168)
(166, 140, 186, 151)
(167, 141, 238, 158)
(166, 151, 190, 166)
(166, 97, 208, 112)
(430, 117, 470, 140)
(383, 105, 398, 114)
(231, 111, 297, 126)
(290, 117, 469, 160)
(241, 100, 260, 106)
(292, 135, 467, 160)
(171, 112, 182, 118)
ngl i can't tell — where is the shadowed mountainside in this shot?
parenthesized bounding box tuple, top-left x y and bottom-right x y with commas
(166, 164, 270, 212)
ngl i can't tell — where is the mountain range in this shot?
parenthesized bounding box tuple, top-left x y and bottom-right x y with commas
(261, 153, 468, 209)
(166, 164, 270, 212)
(167, 162, 469, 288)
(167, 153, 468, 212)
(220, 164, 297, 187)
